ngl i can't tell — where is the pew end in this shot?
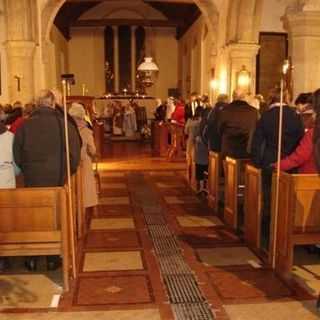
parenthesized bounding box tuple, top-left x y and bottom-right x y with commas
(208, 152, 222, 214)
(224, 157, 251, 231)
(0, 187, 72, 292)
(270, 172, 320, 282)
(244, 164, 262, 251)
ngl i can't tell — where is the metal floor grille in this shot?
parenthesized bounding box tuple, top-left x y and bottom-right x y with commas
(173, 303, 214, 320)
(131, 174, 215, 320)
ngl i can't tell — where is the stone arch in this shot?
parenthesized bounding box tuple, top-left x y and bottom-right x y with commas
(41, 0, 220, 43)
(226, 0, 263, 44)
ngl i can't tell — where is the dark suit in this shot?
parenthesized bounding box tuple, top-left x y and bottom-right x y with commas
(185, 100, 203, 122)
(216, 100, 258, 159)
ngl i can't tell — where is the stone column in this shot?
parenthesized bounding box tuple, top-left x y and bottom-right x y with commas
(112, 26, 120, 92)
(6, 41, 36, 102)
(227, 43, 260, 95)
(4, 0, 36, 102)
(131, 26, 137, 93)
(285, 9, 320, 97)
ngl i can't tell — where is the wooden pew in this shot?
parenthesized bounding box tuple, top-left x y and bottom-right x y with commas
(207, 152, 221, 213)
(0, 187, 72, 292)
(224, 157, 251, 230)
(271, 172, 320, 280)
(244, 164, 262, 250)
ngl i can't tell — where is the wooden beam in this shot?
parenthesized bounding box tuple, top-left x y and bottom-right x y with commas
(72, 19, 181, 27)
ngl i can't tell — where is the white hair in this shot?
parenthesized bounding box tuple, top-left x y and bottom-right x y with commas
(36, 90, 55, 108)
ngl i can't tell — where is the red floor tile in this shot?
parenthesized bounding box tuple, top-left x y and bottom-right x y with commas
(179, 228, 241, 248)
(97, 205, 134, 217)
(99, 189, 130, 197)
(85, 231, 141, 249)
(208, 269, 293, 302)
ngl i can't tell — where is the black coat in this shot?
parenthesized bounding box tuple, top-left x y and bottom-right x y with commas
(216, 100, 259, 159)
(13, 106, 81, 187)
(251, 105, 304, 168)
(205, 102, 228, 151)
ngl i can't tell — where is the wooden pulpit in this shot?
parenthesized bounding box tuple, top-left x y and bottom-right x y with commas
(151, 121, 169, 157)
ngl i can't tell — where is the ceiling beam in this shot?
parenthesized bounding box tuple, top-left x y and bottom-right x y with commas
(72, 19, 181, 27)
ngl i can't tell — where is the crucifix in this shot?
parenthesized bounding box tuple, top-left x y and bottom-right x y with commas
(14, 75, 21, 92)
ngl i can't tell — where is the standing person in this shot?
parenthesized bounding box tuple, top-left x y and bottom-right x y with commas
(314, 90, 320, 172)
(6, 104, 25, 134)
(166, 96, 176, 121)
(13, 89, 81, 271)
(0, 121, 19, 189)
(294, 92, 314, 129)
(0, 121, 20, 271)
(204, 94, 229, 151)
(69, 103, 98, 211)
(185, 92, 203, 122)
(275, 89, 320, 174)
(251, 87, 304, 248)
(185, 108, 202, 168)
(167, 100, 185, 161)
(154, 99, 167, 122)
(216, 89, 258, 159)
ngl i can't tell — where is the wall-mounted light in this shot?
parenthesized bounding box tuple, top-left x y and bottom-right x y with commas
(210, 79, 219, 90)
(236, 65, 251, 93)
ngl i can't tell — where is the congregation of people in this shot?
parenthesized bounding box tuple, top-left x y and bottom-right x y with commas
(0, 90, 98, 271)
(1, 85, 320, 270)
(154, 88, 320, 248)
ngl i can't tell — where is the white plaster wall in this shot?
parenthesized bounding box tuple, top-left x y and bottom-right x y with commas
(68, 26, 177, 100)
(68, 27, 105, 97)
(0, 0, 8, 103)
(146, 27, 178, 100)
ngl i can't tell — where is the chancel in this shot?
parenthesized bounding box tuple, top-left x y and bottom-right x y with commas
(1, 1, 320, 319)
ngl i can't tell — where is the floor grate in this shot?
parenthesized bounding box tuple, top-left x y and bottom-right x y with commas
(158, 256, 193, 275)
(164, 274, 205, 304)
(173, 303, 214, 320)
(129, 173, 215, 320)
(148, 225, 174, 238)
(144, 214, 167, 225)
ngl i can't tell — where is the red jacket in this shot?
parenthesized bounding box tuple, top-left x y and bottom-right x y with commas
(171, 103, 185, 126)
(280, 128, 317, 173)
(9, 117, 25, 134)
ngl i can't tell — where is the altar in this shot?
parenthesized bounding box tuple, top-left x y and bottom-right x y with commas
(92, 96, 157, 139)
(94, 96, 158, 120)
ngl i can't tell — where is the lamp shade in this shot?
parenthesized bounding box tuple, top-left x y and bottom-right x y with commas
(138, 57, 159, 72)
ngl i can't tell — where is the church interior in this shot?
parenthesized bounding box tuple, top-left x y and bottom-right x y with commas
(1, 0, 320, 319)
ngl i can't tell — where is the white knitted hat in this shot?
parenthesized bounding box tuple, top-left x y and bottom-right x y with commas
(69, 102, 86, 119)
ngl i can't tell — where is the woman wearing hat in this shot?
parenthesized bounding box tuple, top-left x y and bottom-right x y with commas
(69, 102, 98, 213)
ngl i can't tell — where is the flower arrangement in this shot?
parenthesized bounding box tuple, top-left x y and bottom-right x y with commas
(141, 124, 151, 140)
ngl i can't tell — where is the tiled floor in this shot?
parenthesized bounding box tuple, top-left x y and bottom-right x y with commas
(90, 218, 135, 230)
(1, 142, 319, 320)
(83, 251, 144, 272)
